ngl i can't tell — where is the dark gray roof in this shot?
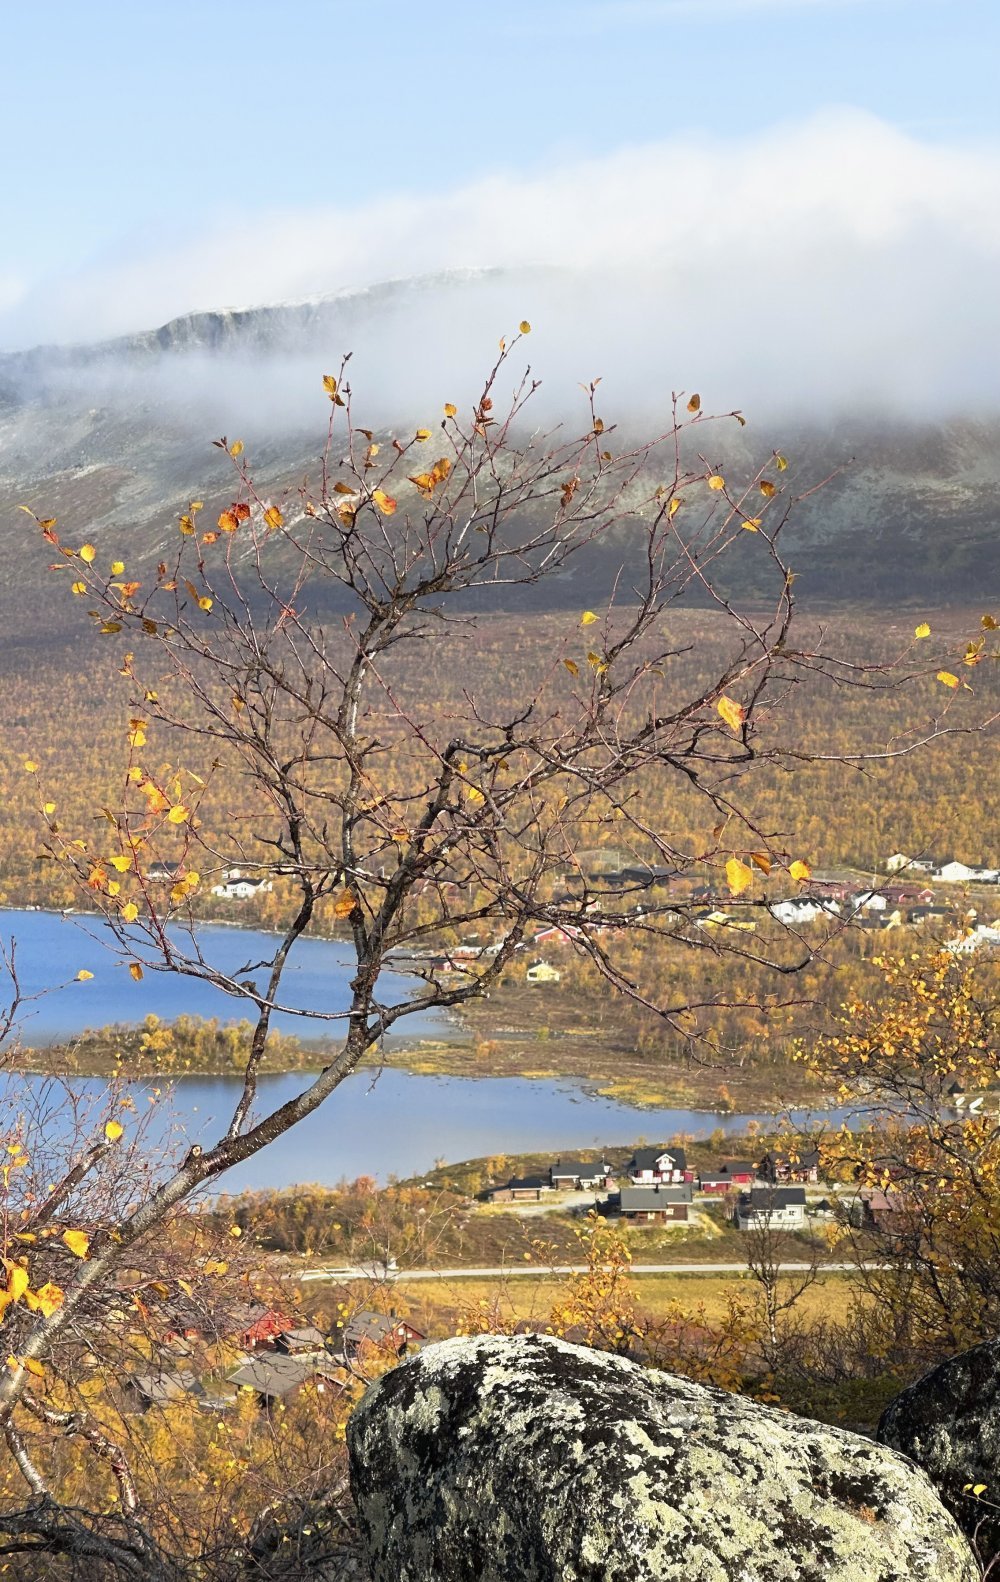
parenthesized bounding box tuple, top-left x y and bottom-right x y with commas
(550, 1159, 607, 1179)
(127, 1371, 203, 1405)
(343, 1311, 425, 1351)
(228, 1353, 341, 1400)
(700, 1161, 756, 1180)
(743, 1187, 807, 1210)
(629, 1146, 686, 1172)
(619, 1185, 693, 1212)
(494, 1174, 552, 1192)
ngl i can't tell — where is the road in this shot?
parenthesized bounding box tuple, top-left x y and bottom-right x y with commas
(301, 1261, 862, 1282)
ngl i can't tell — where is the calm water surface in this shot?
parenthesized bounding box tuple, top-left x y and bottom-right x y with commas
(0, 909, 842, 1188)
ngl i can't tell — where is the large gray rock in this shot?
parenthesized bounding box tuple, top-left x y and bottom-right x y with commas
(347, 1333, 977, 1582)
(879, 1337, 1000, 1558)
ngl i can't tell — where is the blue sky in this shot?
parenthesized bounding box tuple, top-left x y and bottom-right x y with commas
(2, 0, 998, 413)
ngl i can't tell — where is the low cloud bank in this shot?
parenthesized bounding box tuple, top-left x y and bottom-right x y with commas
(4, 109, 998, 427)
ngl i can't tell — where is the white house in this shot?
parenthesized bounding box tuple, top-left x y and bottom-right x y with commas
(769, 898, 841, 926)
(935, 862, 1000, 885)
(736, 1186, 807, 1231)
(946, 924, 1000, 955)
(210, 871, 273, 901)
(626, 1146, 688, 1185)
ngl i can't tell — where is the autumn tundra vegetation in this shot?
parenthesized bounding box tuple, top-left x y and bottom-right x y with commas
(0, 337, 998, 1575)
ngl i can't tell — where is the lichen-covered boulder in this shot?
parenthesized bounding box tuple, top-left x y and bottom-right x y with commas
(878, 1337, 1000, 1558)
(347, 1333, 977, 1582)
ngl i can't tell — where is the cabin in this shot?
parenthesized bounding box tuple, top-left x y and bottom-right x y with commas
(228, 1353, 344, 1409)
(341, 1311, 425, 1365)
(736, 1187, 807, 1231)
(626, 1146, 690, 1185)
(120, 1370, 205, 1414)
(698, 1161, 757, 1194)
(617, 1184, 693, 1222)
(769, 897, 840, 926)
(488, 1174, 557, 1203)
(273, 1324, 328, 1356)
(549, 1158, 611, 1191)
(210, 870, 273, 900)
(935, 861, 1000, 885)
(757, 1149, 821, 1184)
(525, 960, 561, 984)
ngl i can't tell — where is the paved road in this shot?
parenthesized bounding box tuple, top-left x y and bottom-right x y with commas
(301, 1261, 862, 1282)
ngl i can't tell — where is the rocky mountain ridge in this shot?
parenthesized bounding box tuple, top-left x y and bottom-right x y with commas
(1, 272, 998, 619)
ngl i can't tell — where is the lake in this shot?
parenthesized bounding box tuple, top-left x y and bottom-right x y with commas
(0, 1066, 838, 1192)
(0, 908, 841, 1189)
(0, 907, 449, 1044)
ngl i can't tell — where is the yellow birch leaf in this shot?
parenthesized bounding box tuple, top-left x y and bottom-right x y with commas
(263, 505, 284, 530)
(76, 970, 94, 981)
(716, 696, 745, 732)
(914, 623, 931, 639)
(519, 321, 531, 334)
(789, 859, 812, 882)
(122, 902, 139, 923)
(708, 475, 725, 491)
(23, 760, 38, 773)
(775, 454, 788, 471)
(322, 374, 337, 395)
(6, 1266, 29, 1303)
(198, 595, 213, 611)
(759, 479, 776, 498)
(467, 787, 485, 804)
(726, 858, 753, 895)
(24, 1282, 63, 1317)
(750, 853, 772, 875)
(372, 489, 397, 515)
(78, 544, 96, 563)
(668, 497, 682, 518)
(982, 614, 997, 630)
(71, 580, 87, 595)
(229, 440, 244, 457)
(104, 1120, 124, 1142)
(129, 963, 143, 981)
(743, 517, 762, 531)
(444, 403, 457, 417)
(581, 611, 599, 625)
(22, 1357, 44, 1378)
(166, 805, 189, 824)
(217, 510, 239, 533)
(415, 428, 431, 442)
(109, 855, 131, 872)
(111, 560, 125, 575)
(62, 1229, 90, 1259)
(687, 393, 701, 412)
(333, 891, 357, 918)
(563, 658, 579, 676)
(937, 671, 960, 688)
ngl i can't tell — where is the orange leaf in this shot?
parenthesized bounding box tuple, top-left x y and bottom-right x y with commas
(129, 963, 144, 981)
(333, 891, 357, 918)
(372, 489, 397, 515)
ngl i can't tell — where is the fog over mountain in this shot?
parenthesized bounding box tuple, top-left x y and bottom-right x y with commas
(1, 261, 998, 619)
